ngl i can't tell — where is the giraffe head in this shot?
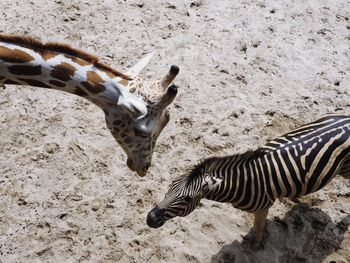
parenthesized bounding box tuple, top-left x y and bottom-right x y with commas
(105, 64, 179, 177)
(0, 33, 178, 177)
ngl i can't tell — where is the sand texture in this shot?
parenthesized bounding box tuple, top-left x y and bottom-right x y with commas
(0, 0, 349, 262)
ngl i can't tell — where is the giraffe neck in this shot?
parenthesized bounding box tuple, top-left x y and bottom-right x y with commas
(0, 36, 139, 113)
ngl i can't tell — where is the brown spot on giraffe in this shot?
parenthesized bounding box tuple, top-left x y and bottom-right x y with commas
(49, 79, 66, 87)
(81, 81, 105, 93)
(81, 70, 106, 93)
(97, 62, 132, 80)
(51, 62, 76, 81)
(18, 78, 51, 88)
(113, 119, 122, 126)
(8, 65, 41, 75)
(0, 46, 35, 63)
(87, 70, 104, 84)
(40, 51, 58, 61)
(74, 88, 88, 97)
(104, 70, 116, 79)
(124, 138, 132, 145)
(71, 57, 91, 66)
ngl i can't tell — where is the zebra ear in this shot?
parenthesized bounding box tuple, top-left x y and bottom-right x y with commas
(203, 174, 222, 190)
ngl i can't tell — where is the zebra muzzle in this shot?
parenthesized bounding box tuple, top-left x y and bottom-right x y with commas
(146, 207, 165, 228)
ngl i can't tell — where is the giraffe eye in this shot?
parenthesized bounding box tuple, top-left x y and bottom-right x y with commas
(134, 127, 149, 138)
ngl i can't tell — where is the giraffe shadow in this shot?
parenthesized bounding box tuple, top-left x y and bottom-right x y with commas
(211, 204, 350, 263)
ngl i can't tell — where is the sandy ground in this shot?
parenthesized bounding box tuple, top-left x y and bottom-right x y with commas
(0, 0, 349, 262)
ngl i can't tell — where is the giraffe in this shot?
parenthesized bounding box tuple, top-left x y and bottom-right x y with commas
(0, 34, 179, 177)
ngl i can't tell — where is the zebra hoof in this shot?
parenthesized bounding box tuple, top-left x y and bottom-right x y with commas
(252, 241, 264, 251)
(242, 233, 265, 250)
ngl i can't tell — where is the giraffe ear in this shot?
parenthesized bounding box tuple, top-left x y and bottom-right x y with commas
(116, 52, 154, 86)
(203, 174, 222, 190)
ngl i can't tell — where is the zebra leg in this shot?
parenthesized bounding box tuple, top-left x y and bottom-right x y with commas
(252, 209, 269, 249)
(289, 197, 300, 203)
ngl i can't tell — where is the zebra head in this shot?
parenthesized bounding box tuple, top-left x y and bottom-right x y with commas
(146, 169, 222, 229)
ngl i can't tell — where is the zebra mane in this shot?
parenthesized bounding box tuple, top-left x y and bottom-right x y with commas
(186, 149, 263, 185)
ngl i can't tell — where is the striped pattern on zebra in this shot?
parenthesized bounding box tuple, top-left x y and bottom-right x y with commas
(147, 114, 350, 248)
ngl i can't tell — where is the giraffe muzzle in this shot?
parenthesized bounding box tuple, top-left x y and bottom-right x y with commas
(127, 158, 151, 177)
(136, 166, 149, 177)
(127, 158, 135, 171)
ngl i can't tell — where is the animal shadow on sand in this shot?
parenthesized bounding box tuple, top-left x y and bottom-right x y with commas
(211, 204, 349, 263)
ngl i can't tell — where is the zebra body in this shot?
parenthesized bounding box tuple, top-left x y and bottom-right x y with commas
(147, 114, 350, 247)
(215, 114, 350, 212)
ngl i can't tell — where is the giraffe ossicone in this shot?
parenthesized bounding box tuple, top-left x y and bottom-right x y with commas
(0, 34, 179, 176)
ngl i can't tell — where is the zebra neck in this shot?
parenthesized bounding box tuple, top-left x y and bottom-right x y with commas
(203, 151, 261, 203)
(202, 150, 275, 213)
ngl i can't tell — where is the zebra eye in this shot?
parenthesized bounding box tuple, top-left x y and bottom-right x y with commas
(184, 196, 193, 203)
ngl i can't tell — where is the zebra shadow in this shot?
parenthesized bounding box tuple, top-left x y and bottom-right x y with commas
(211, 204, 350, 263)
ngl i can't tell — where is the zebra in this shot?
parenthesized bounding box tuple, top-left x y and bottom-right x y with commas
(147, 114, 350, 248)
